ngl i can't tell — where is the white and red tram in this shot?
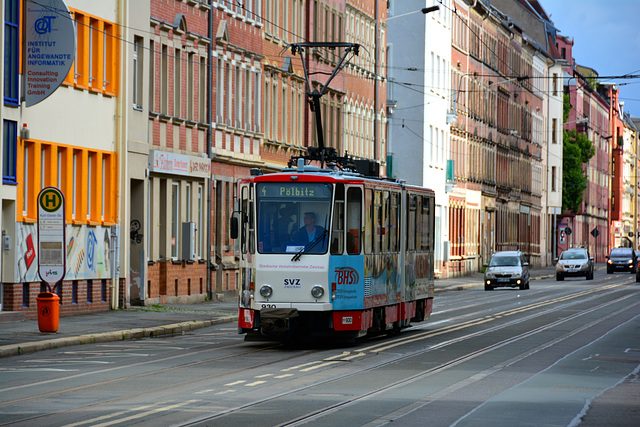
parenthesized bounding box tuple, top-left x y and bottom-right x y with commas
(232, 160, 435, 341)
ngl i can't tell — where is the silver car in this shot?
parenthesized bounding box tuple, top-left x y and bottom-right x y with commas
(556, 247, 594, 281)
(484, 251, 530, 291)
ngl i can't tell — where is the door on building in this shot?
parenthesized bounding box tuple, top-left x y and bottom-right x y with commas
(130, 179, 145, 303)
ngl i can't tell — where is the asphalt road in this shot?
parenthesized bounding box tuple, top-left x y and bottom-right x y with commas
(0, 270, 638, 426)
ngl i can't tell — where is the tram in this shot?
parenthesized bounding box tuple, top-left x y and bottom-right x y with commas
(231, 156, 435, 341)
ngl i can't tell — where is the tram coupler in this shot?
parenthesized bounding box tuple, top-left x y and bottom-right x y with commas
(259, 308, 299, 336)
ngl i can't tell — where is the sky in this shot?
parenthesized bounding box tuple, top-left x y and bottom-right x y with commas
(542, 0, 640, 117)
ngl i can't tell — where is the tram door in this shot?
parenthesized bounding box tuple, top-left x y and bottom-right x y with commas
(237, 183, 254, 308)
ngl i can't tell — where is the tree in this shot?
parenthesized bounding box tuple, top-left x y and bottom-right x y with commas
(562, 94, 596, 214)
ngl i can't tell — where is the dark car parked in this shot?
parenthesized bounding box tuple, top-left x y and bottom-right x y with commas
(606, 247, 637, 274)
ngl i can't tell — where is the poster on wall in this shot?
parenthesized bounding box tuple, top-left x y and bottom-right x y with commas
(16, 223, 117, 283)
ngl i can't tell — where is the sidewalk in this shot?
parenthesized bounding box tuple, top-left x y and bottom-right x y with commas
(0, 265, 558, 358)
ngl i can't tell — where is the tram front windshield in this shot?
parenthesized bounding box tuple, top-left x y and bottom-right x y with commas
(256, 182, 332, 254)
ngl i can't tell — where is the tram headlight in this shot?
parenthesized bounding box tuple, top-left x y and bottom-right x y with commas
(259, 284, 273, 298)
(311, 285, 324, 299)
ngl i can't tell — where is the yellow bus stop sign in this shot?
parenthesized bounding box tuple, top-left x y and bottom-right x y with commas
(38, 187, 66, 287)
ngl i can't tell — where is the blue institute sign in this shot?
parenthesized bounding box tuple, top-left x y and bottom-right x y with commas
(25, 0, 75, 107)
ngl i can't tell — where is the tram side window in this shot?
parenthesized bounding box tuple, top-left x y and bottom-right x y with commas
(365, 189, 373, 254)
(415, 196, 423, 251)
(390, 192, 399, 252)
(331, 184, 345, 254)
(421, 196, 431, 251)
(407, 194, 417, 251)
(373, 190, 382, 254)
(347, 187, 362, 254)
(248, 200, 255, 253)
(240, 188, 249, 254)
(382, 191, 390, 252)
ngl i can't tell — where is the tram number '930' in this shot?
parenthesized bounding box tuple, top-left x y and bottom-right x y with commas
(261, 304, 277, 309)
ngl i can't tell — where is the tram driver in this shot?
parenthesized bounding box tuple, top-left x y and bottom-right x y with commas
(294, 212, 327, 252)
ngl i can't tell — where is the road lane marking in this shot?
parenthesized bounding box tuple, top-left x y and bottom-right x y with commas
(194, 389, 215, 394)
(341, 352, 366, 361)
(91, 400, 200, 427)
(224, 380, 246, 386)
(64, 403, 161, 426)
(281, 361, 322, 371)
(300, 361, 340, 372)
(323, 351, 352, 361)
(275, 374, 294, 378)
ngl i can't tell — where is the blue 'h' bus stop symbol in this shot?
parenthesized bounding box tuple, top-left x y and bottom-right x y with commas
(35, 16, 56, 34)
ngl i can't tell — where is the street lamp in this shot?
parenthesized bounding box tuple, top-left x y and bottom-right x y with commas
(563, 117, 588, 126)
(386, 5, 439, 21)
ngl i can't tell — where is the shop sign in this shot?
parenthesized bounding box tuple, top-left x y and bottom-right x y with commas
(149, 150, 211, 178)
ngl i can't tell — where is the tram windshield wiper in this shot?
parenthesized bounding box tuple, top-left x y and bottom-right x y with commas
(291, 229, 328, 262)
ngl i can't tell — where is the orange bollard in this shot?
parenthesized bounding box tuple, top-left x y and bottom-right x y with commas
(37, 292, 60, 333)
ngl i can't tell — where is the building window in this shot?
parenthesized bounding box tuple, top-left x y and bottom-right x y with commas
(552, 118, 557, 144)
(149, 41, 155, 112)
(72, 280, 78, 304)
(2, 120, 17, 184)
(265, 79, 271, 138)
(254, 70, 262, 132)
(226, 62, 233, 125)
(235, 65, 242, 126)
(101, 279, 107, 302)
(133, 36, 144, 108)
(89, 18, 101, 90)
(174, 48, 181, 117)
(4, 0, 19, 105)
(66, 10, 118, 95)
(216, 57, 224, 123)
(552, 73, 558, 96)
(171, 181, 180, 258)
(199, 57, 206, 123)
(87, 280, 93, 303)
(72, 150, 78, 219)
(188, 52, 194, 120)
(245, 69, 252, 130)
(161, 44, 168, 115)
(551, 166, 557, 192)
(186, 182, 192, 222)
(18, 144, 115, 223)
(103, 22, 117, 93)
(87, 153, 93, 220)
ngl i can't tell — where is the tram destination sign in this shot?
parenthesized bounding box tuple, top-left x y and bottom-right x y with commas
(37, 187, 66, 288)
(258, 183, 332, 199)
